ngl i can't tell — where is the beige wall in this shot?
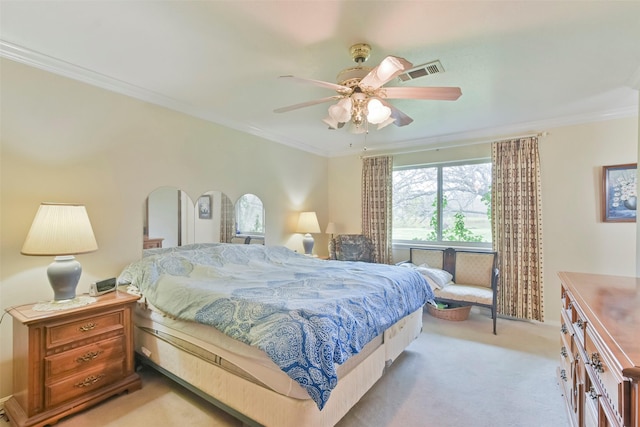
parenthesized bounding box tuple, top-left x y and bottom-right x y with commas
(0, 59, 329, 397)
(328, 117, 638, 325)
(540, 118, 638, 320)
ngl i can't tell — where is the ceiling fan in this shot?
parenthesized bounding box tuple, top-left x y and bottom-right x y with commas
(274, 43, 462, 133)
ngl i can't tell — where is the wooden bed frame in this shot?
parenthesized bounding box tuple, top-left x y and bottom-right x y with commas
(134, 306, 425, 427)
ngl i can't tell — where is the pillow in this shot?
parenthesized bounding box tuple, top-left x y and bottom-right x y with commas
(415, 267, 453, 289)
(397, 262, 417, 268)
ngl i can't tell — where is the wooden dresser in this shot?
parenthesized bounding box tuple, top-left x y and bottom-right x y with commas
(4, 291, 141, 427)
(143, 236, 163, 249)
(557, 272, 640, 427)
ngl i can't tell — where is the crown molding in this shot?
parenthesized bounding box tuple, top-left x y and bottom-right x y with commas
(2, 40, 635, 160)
(0, 40, 328, 157)
(328, 105, 639, 158)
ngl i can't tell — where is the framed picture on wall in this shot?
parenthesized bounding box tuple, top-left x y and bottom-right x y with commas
(602, 163, 637, 222)
(198, 195, 212, 219)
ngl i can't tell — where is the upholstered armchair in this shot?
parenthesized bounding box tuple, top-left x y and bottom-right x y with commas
(329, 234, 376, 263)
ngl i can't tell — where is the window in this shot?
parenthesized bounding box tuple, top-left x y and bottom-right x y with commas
(392, 161, 492, 247)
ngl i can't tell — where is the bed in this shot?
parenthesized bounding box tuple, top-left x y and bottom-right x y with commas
(118, 243, 434, 426)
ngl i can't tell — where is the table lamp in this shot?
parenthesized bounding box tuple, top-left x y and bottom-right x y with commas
(21, 203, 98, 302)
(296, 211, 320, 255)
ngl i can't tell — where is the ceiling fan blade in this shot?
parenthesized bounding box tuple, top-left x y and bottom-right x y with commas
(274, 96, 342, 114)
(359, 56, 413, 90)
(279, 75, 352, 95)
(379, 99, 413, 127)
(383, 86, 462, 101)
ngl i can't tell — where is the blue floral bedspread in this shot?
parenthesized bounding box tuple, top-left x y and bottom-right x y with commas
(119, 243, 433, 409)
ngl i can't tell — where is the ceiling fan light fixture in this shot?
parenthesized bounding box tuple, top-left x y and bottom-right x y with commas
(366, 98, 392, 124)
(323, 116, 340, 129)
(328, 97, 352, 123)
(348, 121, 367, 134)
(377, 116, 396, 130)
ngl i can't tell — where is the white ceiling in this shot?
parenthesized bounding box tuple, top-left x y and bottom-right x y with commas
(1, 1, 639, 157)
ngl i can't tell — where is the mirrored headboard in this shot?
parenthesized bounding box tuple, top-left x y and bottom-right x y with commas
(144, 188, 265, 250)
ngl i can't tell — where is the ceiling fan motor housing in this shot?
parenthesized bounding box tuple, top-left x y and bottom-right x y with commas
(350, 43, 371, 64)
(336, 66, 372, 88)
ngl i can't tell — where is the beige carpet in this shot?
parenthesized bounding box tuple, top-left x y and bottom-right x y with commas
(1, 308, 568, 427)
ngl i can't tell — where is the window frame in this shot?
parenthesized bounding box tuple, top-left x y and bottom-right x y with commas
(392, 158, 492, 249)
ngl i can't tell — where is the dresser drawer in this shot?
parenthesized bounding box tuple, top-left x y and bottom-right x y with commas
(585, 328, 624, 424)
(46, 310, 125, 349)
(583, 389, 599, 427)
(45, 360, 125, 408)
(45, 335, 125, 380)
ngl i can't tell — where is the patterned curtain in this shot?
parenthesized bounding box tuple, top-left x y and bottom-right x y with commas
(362, 156, 393, 264)
(220, 194, 236, 243)
(492, 137, 544, 321)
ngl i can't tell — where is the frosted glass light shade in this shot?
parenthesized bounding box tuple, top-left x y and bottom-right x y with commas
(366, 98, 392, 124)
(328, 97, 352, 123)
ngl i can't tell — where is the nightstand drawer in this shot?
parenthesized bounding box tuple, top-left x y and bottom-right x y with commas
(45, 335, 125, 379)
(45, 360, 125, 408)
(46, 310, 125, 348)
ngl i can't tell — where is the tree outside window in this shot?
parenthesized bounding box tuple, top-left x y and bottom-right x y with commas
(392, 161, 492, 246)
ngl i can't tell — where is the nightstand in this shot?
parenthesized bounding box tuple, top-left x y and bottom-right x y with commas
(4, 291, 141, 427)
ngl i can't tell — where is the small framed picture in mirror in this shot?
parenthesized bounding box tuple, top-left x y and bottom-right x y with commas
(198, 195, 212, 219)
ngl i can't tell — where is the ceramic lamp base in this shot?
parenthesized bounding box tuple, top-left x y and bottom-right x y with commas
(47, 255, 82, 301)
(302, 233, 315, 255)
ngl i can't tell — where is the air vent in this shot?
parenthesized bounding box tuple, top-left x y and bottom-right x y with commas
(397, 60, 445, 82)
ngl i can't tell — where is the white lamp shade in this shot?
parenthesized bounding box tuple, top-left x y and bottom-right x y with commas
(22, 203, 98, 256)
(296, 212, 321, 234)
(325, 222, 336, 234)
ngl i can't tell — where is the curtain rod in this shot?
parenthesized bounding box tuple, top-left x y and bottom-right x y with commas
(359, 131, 549, 159)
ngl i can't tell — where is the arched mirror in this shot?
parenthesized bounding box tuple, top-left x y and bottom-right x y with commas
(144, 186, 194, 249)
(144, 189, 261, 250)
(194, 190, 235, 244)
(235, 193, 265, 243)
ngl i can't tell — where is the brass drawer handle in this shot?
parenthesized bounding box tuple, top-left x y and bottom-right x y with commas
(76, 350, 103, 363)
(560, 369, 567, 382)
(590, 353, 604, 373)
(575, 319, 584, 330)
(560, 323, 568, 334)
(78, 322, 97, 332)
(588, 386, 598, 400)
(560, 346, 568, 358)
(74, 374, 105, 388)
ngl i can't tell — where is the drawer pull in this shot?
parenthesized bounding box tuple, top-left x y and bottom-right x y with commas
(76, 350, 103, 363)
(78, 322, 97, 332)
(560, 369, 567, 382)
(74, 374, 105, 388)
(568, 302, 573, 310)
(560, 323, 568, 334)
(575, 319, 584, 330)
(590, 353, 604, 373)
(560, 346, 568, 358)
(588, 386, 598, 400)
